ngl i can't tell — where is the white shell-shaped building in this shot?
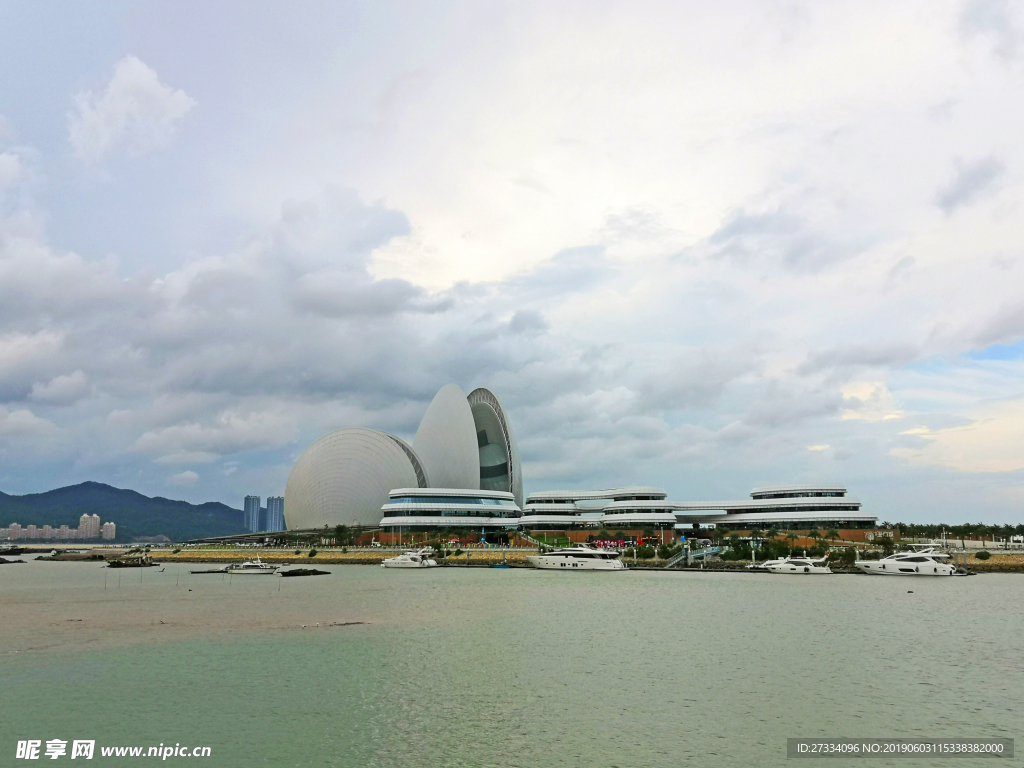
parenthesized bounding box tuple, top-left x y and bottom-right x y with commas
(468, 387, 523, 509)
(284, 428, 429, 529)
(413, 384, 480, 491)
(283, 384, 523, 531)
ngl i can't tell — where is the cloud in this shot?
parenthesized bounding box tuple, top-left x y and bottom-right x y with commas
(841, 382, 904, 422)
(290, 273, 451, 318)
(799, 345, 920, 376)
(635, 353, 752, 413)
(0, 330, 66, 401)
(973, 301, 1024, 347)
(0, 406, 57, 436)
(0, 152, 24, 191)
(167, 470, 198, 486)
(891, 397, 1024, 472)
(899, 426, 930, 435)
(68, 55, 196, 163)
(742, 386, 843, 428)
(30, 370, 89, 406)
(807, 444, 831, 451)
(136, 411, 298, 460)
(705, 208, 873, 274)
(960, 0, 1022, 61)
(935, 156, 1006, 214)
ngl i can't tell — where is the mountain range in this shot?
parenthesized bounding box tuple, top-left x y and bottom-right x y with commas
(0, 482, 245, 542)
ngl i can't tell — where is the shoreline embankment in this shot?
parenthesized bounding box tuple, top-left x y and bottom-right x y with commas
(51, 548, 1024, 571)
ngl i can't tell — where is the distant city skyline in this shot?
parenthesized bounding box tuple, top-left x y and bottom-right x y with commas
(265, 497, 284, 533)
(1, 514, 115, 541)
(243, 496, 261, 533)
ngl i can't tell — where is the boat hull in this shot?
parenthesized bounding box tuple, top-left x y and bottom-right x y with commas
(766, 564, 831, 574)
(381, 560, 438, 568)
(856, 561, 956, 576)
(526, 555, 625, 570)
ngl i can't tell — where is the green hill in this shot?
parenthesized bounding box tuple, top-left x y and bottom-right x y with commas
(0, 482, 244, 542)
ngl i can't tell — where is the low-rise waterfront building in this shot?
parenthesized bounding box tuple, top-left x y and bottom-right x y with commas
(378, 488, 521, 537)
(371, 482, 876, 539)
(675, 484, 877, 530)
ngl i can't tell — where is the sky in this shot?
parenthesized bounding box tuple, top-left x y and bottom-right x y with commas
(1, 0, 1023, 523)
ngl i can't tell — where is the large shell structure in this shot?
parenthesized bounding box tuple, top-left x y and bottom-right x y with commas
(413, 384, 480, 491)
(284, 428, 428, 529)
(468, 387, 523, 509)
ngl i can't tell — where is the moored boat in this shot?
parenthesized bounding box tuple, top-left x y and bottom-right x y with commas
(856, 547, 957, 576)
(765, 556, 831, 574)
(224, 555, 279, 575)
(277, 568, 330, 577)
(381, 548, 439, 568)
(107, 554, 160, 568)
(526, 544, 625, 571)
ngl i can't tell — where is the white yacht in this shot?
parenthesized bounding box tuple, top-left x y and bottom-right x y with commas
(526, 545, 626, 571)
(225, 556, 278, 575)
(747, 556, 793, 571)
(766, 556, 831, 574)
(856, 547, 956, 576)
(381, 548, 439, 569)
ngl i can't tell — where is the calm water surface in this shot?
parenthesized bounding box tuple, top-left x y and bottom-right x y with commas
(1, 560, 1021, 767)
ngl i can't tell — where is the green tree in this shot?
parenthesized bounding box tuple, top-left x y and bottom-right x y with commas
(785, 531, 799, 550)
(824, 528, 841, 547)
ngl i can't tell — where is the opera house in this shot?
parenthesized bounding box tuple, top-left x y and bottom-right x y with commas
(283, 382, 878, 539)
(284, 385, 522, 531)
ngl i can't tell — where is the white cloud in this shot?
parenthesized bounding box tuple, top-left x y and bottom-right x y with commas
(0, 406, 57, 436)
(892, 398, 1024, 473)
(30, 370, 89, 405)
(154, 451, 221, 465)
(807, 444, 831, 452)
(899, 426, 931, 435)
(167, 470, 199, 486)
(68, 55, 196, 164)
(0, 152, 24, 190)
(135, 410, 298, 460)
(841, 382, 904, 422)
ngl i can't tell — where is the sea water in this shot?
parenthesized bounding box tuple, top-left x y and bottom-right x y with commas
(1, 561, 1021, 767)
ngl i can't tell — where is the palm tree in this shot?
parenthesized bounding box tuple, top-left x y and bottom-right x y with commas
(825, 528, 841, 547)
(785, 531, 799, 552)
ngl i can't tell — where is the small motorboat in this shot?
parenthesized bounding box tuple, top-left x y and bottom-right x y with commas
(224, 555, 279, 575)
(277, 568, 330, 577)
(381, 548, 438, 568)
(766, 557, 831, 574)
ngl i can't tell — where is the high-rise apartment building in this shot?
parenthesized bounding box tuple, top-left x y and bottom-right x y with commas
(244, 495, 261, 532)
(101, 521, 116, 540)
(265, 496, 284, 532)
(78, 513, 101, 539)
